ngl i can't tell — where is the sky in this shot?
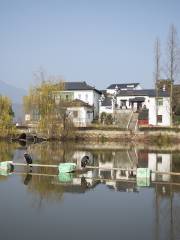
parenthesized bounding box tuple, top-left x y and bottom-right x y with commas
(0, 0, 180, 90)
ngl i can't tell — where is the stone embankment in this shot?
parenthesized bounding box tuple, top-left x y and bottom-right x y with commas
(75, 129, 180, 143)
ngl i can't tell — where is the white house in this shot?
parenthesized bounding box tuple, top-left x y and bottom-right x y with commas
(53, 81, 101, 118)
(106, 83, 142, 95)
(99, 95, 115, 116)
(116, 89, 170, 126)
(65, 99, 94, 127)
(99, 89, 170, 126)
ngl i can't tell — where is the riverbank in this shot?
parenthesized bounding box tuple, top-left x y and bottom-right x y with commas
(2, 127, 180, 145)
(74, 129, 180, 145)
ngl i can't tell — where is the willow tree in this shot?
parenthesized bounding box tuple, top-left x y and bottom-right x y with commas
(23, 78, 74, 138)
(0, 95, 15, 137)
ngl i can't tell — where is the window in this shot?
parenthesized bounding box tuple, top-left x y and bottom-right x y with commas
(157, 156, 162, 164)
(66, 95, 69, 100)
(157, 115, 162, 123)
(157, 98, 163, 106)
(78, 94, 81, 99)
(73, 111, 78, 118)
(85, 94, 88, 101)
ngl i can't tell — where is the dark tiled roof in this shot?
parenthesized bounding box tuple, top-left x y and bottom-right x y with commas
(129, 97, 145, 102)
(107, 83, 140, 89)
(64, 99, 93, 108)
(64, 81, 101, 94)
(117, 89, 169, 97)
(101, 97, 112, 106)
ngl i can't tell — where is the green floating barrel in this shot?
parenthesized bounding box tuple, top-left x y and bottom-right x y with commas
(58, 172, 73, 183)
(0, 161, 13, 171)
(136, 168, 150, 187)
(0, 169, 12, 176)
(58, 163, 76, 173)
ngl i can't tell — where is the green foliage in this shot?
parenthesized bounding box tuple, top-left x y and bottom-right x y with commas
(106, 114, 113, 125)
(100, 112, 113, 125)
(100, 112, 107, 124)
(149, 134, 171, 146)
(23, 78, 75, 139)
(0, 95, 15, 137)
(174, 104, 180, 115)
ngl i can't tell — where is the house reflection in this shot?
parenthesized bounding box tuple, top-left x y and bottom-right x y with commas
(21, 147, 176, 197)
(54, 149, 173, 193)
(138, 151, 171, 182)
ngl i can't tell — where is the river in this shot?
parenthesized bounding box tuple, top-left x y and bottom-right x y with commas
(0, 141, 180, 240)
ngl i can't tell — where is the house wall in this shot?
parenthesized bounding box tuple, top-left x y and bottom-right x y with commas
(93, 91, 101, 118)
(106, 89, 117, 95)
(106, 84, 142, 94)
(56, 90, 100, 118)
(99, 106, 113, 115)
(72, 90, 100, 118)
(148, 153, 171, 181)
(67, 106, 93, 127)
(157, 98, 170, 126)
(148, 98, 157, 125)
(116, 95, 150, 109)
(116, 95, 170, 126)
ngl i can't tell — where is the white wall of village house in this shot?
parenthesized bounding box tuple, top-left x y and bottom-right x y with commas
(99, 105, 113, 115)
(148, 153, 171, 181)
(60, 90, 100, 118)
(106, 84, 142, 95)
(116, 95, 150, 109)
(116, 95, 170, 126)
(148, 98, 156, 125)
(67, 106, 93, 127)
(157, 98, 170, 126)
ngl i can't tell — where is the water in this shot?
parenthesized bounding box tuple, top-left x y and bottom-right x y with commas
(0, 141, 180, 240)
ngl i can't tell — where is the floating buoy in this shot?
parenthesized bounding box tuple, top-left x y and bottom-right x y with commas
(136, 168, 150, 187)
(58, 172, 73, 183)
(0, 161, 13, 171)
(58, 163, 77, 173)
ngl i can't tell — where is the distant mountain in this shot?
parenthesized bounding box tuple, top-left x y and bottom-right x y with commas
(0, 80, 27, 121)
(0, 80, 27, 104)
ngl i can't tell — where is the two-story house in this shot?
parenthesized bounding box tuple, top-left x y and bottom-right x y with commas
(99, 87, 170, 127)
(53, 81, 101, 118)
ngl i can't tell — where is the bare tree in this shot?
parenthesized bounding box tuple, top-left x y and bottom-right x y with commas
(166, 24, 180, 126)
(154, 38, 161, 125)
(154, 38, 161, 84)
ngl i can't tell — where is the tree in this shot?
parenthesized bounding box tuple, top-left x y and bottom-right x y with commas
(154, 38, 161, 84)
(154, 38, 161, 125)
(23, 72, 74, 139)
(165, 25, 180, 126)
(0, 95, 15, 136)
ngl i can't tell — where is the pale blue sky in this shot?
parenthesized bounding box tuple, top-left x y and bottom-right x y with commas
(0, 0, 180, 90)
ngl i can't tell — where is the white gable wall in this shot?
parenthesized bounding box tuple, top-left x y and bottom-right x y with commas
(148, 98, 157, 125)
(67, 106, 93, 127)
(64, 90, 100, 118)
(116, 95, 170, 126)
(157, 98, 170, 126)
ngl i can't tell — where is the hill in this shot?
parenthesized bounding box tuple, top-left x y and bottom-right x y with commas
(0, 80, 27, 121)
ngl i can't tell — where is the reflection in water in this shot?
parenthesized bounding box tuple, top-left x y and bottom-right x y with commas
(23, 174, 32, 185)
(1, 141, 180, 239)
